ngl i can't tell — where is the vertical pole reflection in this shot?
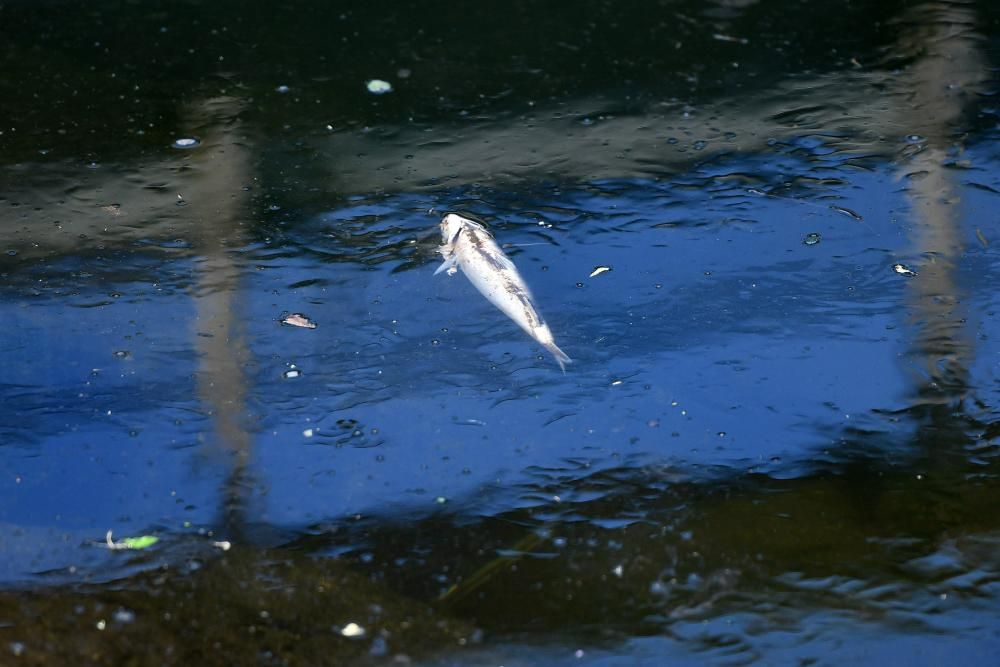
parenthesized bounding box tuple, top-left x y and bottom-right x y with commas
(892, 1, 986, 415)
(181, 97, 255, 536)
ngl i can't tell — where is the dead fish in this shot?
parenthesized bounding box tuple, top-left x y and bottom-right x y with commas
(435, 213, 571, 370)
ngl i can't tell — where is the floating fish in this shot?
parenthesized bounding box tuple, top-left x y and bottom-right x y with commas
(435, 213, 571, 370)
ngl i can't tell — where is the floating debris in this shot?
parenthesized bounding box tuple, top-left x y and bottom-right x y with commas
(976, 228, 988, 248)
(892, 263, 917, 277)
(283, 366, 302, 379)
(802, 232, 822, 246)
(100, 204, 125, 216)
(589, 265, 612, 278)
(455, 418, 487, 426)
(712, 33, 749, 44)
(366, 79, 393, 95)
(275, 84, 290, 94)
(281, 313, 317, 329)
(171, 137, 200, 149)
(104, 530, 159, 550)
(339, 622, 366, 638)
(829, 205, 863, 220)
(212, 540, 232, 551)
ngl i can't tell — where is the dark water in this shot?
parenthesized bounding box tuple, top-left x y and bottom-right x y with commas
(2, 0, 1000, 664)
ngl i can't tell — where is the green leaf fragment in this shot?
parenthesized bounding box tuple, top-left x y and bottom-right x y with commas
(119, 535, 159, 549)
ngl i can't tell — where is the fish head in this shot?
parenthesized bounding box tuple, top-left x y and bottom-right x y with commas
(440, 213, 467, 244)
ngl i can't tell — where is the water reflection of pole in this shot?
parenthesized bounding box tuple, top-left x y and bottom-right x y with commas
(892, 1, 985, 417)
(182, 98, 255, 537)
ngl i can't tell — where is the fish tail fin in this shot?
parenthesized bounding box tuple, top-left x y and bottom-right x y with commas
(545, 342, 572, 373)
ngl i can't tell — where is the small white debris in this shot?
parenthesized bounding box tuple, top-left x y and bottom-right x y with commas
(892, 263, 917, 277)
(281, 313, 317, 329)
(96, 620, 106, 631)
(340, 622, 366, 638)
(283, 367, 302, 379)
(212, 540, 232, 551)
(275, 85, 290, 94)
(612, 564, 624, 578)
(589, 265, 612, 278)
(435, 496, 447, 504)
(712, 33, 749, 44)
(171, 137, 200, 149)
(303, 428, 315, 438)
(366, 79, 393, 95)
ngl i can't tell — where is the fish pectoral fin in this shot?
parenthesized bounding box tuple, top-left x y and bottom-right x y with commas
(434, 255, 458, 276)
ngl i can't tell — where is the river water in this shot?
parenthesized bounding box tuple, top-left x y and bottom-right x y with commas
(1, 0, 999, 664)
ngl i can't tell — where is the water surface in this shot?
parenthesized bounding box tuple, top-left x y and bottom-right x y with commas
(1, 0, 999, 664)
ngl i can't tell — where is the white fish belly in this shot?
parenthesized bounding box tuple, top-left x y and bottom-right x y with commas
(458, 247, 542, 339)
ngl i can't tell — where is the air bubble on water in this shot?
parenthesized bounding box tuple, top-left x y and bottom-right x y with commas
(803, 232, 822, 246)
(113, 350, 130, 359)
(905, 134, 924, 144)
(171, 137, 200, 149)
(369, 636, 389, 657)
(6, 249, 16, 256)
(113, 608, 136, 624)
